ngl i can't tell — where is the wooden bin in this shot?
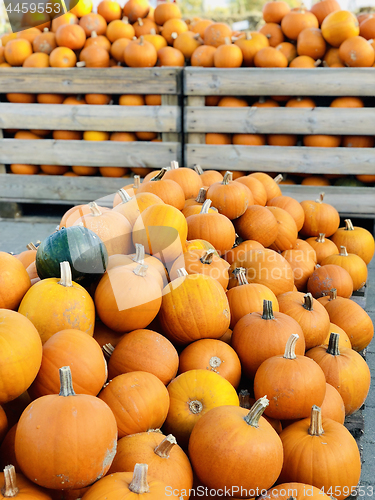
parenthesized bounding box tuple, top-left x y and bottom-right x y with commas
(184, 67, 375, 217)
(0, 67, 182, 206)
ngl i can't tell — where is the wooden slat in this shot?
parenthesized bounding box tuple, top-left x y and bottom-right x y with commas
(186, 96, 206, 145)
(185, 107, 375, 135)
(0, 68, 182, 94)
(0, 174, 133, 205)
(279, 185, 375, 215)
(0, 103, 180, 132)
(161, 95, 181, 141)
(184, 68, 375, 96)
(185, 144, 375, 175)
(0, 140, 181, 167)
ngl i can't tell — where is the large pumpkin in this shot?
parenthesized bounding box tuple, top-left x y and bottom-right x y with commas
(234, 205, 278, 247)
(137, 168, 185, 210)
(331, 219, 375, 265)
(163, 163, 203, 200)
(307, 264, 353, 299)
(112, 189, 164, 227)
(306, 233, 339, 264)
(321, 10, 360, 47)
(206, 171, 253, 220)
(320, 245, 368, 291)
(0, 253, 31, 310)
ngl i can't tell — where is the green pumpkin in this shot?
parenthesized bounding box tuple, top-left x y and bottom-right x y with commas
(334, 177, 366, 187)
(36, 226, 108, 285)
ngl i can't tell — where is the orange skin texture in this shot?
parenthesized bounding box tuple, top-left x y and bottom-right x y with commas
(178, 338, 241, 388)
(281, 249, 316, 291)
(59, 204, 109, 228)
(268, 196, 305, 232)
(234, 205, 278, 247)
(98, 371, 170, 438)
(259, 23, 285, 47)
(0, 252, 31, 309)
(207, 179, 254, 220)
(235, 176, 267, 206)
(164, 370, 239, 449)
(249, 172, 281, 201)
(107, 329, 178, 384)
(29, 329, 107, 399)
(0, 469, 52, 499)
(18, 277, 95, 344)
(0, 424, 19, 471)
(107, 252, 167, 287)
(224, 239, 264, 265)
(191, 45, 216, 67)
(159, 274, 230, 346)
(163, 168, 203, 200)
(331, 223, 375, 265)
(306, 235, 339, 264)
(263, 482, 331, 499)
(112, 192, 164, 227)
(320, 382, 345, 424)
(107, 432, 193, 498)
(186, 211, 236, 256)
(307, 264, 353, 299)
(232, 309, 305, 379)
(137, 178, 185, 210)
(15, 390, 118, 490)
(321, 250, 368, 291)
(263, 1, 290, 23)
(321, 10, 360, 47)
(123, 0, 151, 24)
(189, 405, 283, 496)
(267, 206, 298, 252)
(323, 322, 352, 349)
(277, 291, 330, 350)
(0, 406, 7, 443)
(300, 198, 340, 237)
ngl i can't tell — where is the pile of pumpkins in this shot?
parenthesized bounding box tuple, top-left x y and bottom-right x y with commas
(0, 164, 374, 499)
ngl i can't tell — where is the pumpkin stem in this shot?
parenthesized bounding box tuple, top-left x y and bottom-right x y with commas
(283, 334, 299, 360)
(239, 389, 251, 409)
(262, 300, 274, 320)
(59, 366, 76, 397)
(308, 405, 324, 436)
(171, 32, 178, 40)
(89, 201, 102, 216)
(316, 233, 326, 243)
(327, 332, 340, 356)
(137, 17, 143, 26)
(195, 187, 207, 203)
(1, 465, 19, 497)
(328, 288, 337, 300)
(246, 32, 251, 40)
(133, 263, 148, 277)
(340, 246, 349, 257)
(200, 249, 215, 265)
(43, 27, 49, 32)
(176, 268, 188, 277)
(154, 434, 177, 458)
(194, 164, 204, 175)
(316, 193, 325, 204)
(314, 59, 322, 67)
(274, 174, 283, 184)
(103, 343, 115, 360)
(118, 188, 132, 204)
(189, 400, 203, 414)
(139, 35, 144, 46)
(134, 243, 145, 264)
(129, 464, 150, 494)
(151, 168, 168, 181)
(59, 261, 73, 287)
(208, 356, 222, 371)
(170, 160, 179, 169)
(150, 28, 156, 35)
(200, 199, 212, 214)
(224, 37, 231, 45)
(26, 242, 37, 251)
(91, 30, 97, 37)
(244, 396, 269, 427)
(303, 293, 314, 311)
(233, 267, 248, 286)
(222, 171, 232, 185)
(133, 175, 141, 188)
(122, 16, 129, 23)
(344, 219, 354, 231)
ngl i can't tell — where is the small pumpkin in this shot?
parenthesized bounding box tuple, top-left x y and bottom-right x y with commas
(266, 206, 298, 252)
(224, 240, 264, 266)
(123, 0, 150, 23)
(163, 162, 203, 200)
(259, 23, 285, 47)
(207, 171, 253, 220)
(307, 265, 353, 299)
(331, 218, 375, 265)
(297, 27, 326, 59)
(300, 193, 340, 237)
(234, 205, 278, 247)
(137, 168, 185, 210)
(321, 10, 359, 47)
(112, 189, 164, 227)
(310, 0, 341, 25)
(254, 46, 288, 67)
(214, 37, 243, 67)
(321, 245, 368, 291)
(203, 22, 232, 47)
(281, 249, 316, 291)
(339, 35, 375, 67)
(263, 1, 290, 23)
(193, 164, 223, 188)
(0, 252, 31, 310)
(234, 175, 268, 206)
(281, 9, 319, 40)
(306, 233, 339, 264)
(124, 36, 158, 67)
(249, 172, 282, 201)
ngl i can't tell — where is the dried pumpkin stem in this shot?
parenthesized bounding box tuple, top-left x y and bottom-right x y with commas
(150, 28, 156, 35)
(133, 175, 141, 189)
(137, 17, 143, 26)
(274, 174, 283, 184)
(345, 219, 354, 231)
(189, 400, 203, 414)
(129, 464, 150, 494)
(195, 187, 207, 203)
(340, 246, 349, 257)
(239, 389, 251, 409)
(308, 405, 324, 436)
(262, 300, 274, 320)
(283, 334, 299, 360)
(200, 199, 212, 214)
(139, 35, 144, 46)
(133, 263, 148, 277)
(194, 164, 204, 175)
(222, 171, 232, 185)
(134, 243, 145, 264)
(91, 30, 97, 37)
(200, 249, 215, 265)
(232, 267, 248, 286)
(176, 268, 188, 277)
(316, 233, 326, 243)
(59, 366, 76, 397)
(59, 261, 73, 287)
(244, 396, 269, 427)
(154, 435, 177, 458)
(209, 356, 222, 370)
(102, 343, 115, 360)
(303, 293, 314, 311)
(1, 465, 19, 497)
(170, 161, 179, 169)
(89, 201, 102, 216)
(118, 188, 132, 204)
(316, 193, 325, 203)
(328, 288, 337, 300)
(246, 32, 252, 40)
(151, 168, 168, 181)
(327, 332, 340, 356)
(26, 242, 37, 251)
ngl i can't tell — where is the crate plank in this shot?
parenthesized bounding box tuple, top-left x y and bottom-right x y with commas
(0, 103, 180, 132)
(185, 144, 375, 175)
(0, 139, 181, 167)
(161, 95, 181, 141)
(0, 68, 182, 94)
(184, 68, 375, 96)
(185, 107, 375, 135)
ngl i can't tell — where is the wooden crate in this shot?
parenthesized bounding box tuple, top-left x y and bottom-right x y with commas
(0, 67, 182, 205)
(184, 68, 375, 215)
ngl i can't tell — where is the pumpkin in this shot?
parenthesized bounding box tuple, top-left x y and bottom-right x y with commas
(81, 464, 168, 499)
(360, 14, 375, 39)
(227, 268, 279, 328)
(234, 175, 267, 206)
(35, 226, 108, 286)
(97, 0, 122, 22)
(59, 204, 109, 228)
(319, 290, 374, 351)
(321, 246, 368, 291)
(254, 333, 326, 419)
(154, 2, 181, 25)
(330, 96, 364, 108)
(306, 333, 371, 415)
(205, 132, 232, 144)
(232, 133, 266, 145)
(297, 27, 326, 59)
(79, 13, 107, 36)
(213, 37, 243, 67)
(0, 310, 42, 404)
(0, 253, 31, 310)
(249, 172, 282, 201)
(184, 238, 218, 255)
(134, 17, 157, 37)
(110, 38, 131, 61)
(235, 32, 269, 67)
(254, 46, 288, 67)
(339, 35, 375, 67)
(112, 189, 164, 227)
(55, 24, 86, 50)
(79, 45, 110, 67)
(320, 382, 345, 424)
(300, 193, 340, 237)
(342, 135, 375, 147)
(305, 233, 339, 264)
(323, 321, 352, 349)
(173, 31, 202, 59)
(70, 0, 93, 18)
(191, 18, 213, 37)
(266, 206, 298, 252)
(224, 240, 264, 265)
(0, 465, 52, 499)
(234, 205, 278, 247)
(163, 162, 203, 200)
(23, 52, 50, 67)
(293, 237, 318, 262)
(164, 369, 239, 449)
(157, 46, 184, 67)
(186, 200, 236, 256)
(331, 219, 375, 265)
(191, 44, 217, 66)
(204, 22, 232, 47)
(231, 300, 305, 379)
(277, 292, 330, 350)
(263, 1, 290, 23)
(188, 397, 283, 493)
(281, 9, 319, 40)
(321, 10, 360, 47)
(259, 23, 285, 47)
(123, 0, 150, 23)
(16, 243, 37, 270)
(275, 42, 297, 64)
(178, 339, 241, 388)
(9, 164, 40, 175)
(75, 202, 133, 257)
(206, 171, 253, 220)
(159, 270, 230, 345)
(16, 27, 42, 44)
(303, 134, 341, 147)
(4, 39, 33, 66)
(51, 12, 78, 31)
(98, 371, 169, 438)
(137, 168, 185, 210)
(282, 247, 316, 290)
(307, 264, 353, 299)
(286, 97, 316, 107)
(267, 195, 305, 232)
(161, 18, 188, 45)
(49, 47, 77, 67)
(0, 425, 18, 471)
(310, 0, 341, 25)
(15, 366, 117, 489)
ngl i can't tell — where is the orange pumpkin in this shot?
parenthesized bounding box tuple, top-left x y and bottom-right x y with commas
(281, 249, 316, 291)
(157, 46, 185, 66)
(321, 10, 360, 47)
(191, 44, 216, 66)
(234, 205, 278, 247)
(266, 205, 298, 252)
(161, 18, 188, 45)
(330, 96, 364, 107)
(4, 39, 33, 66)
(79, 13, 107, 37)
(308, 265, 354, 299)
(49, 47, 77, 67)
(0, 465, 52, 499)
(154, 1, 180, 25)
(9, 164, 40, 175)
(263, 0, 290, 23)
(79, 45, 110, 67)
(110, 37, 131, 61)
(84, 31, 111, 51)
(206, 171, 253, 220)
(305, 233, 339, 264)
(224, 239, 264, 265)
(330, 218, 375, 265)
(300, 193, 340, 237)
(297, 27, 326, 59)
(0, 252, 31, 310)
(281, 9, 319, 40)
(254, 45, 288, 66)
(286, 96, 316, 107)
(213, 37, 243, 67)
(310, 0, 341, 25)
(123, 0, 151, 23)
(124, 36, 157, 67)
(204, 22, 232, 47)
(205, 132, 231, 144)
(276, 41, 297, 64)
(321, 245, 368, 291)
(55, 24, 86, 50)
(235, 175, 267, 206)
(106, 17, 135, 41)
(259, 22, 285, 47)
(339, 35, 375, 67)
(97, 0, 122, 22)
(193, 164, 224, 188)
(137, 168, 185, 210)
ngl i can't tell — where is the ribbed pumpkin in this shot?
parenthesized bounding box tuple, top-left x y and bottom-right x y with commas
(234, 205, 278, 247)
(281, 249, 316, 291)
(231, 300, 305, 379)
(323, 321, 352, 350)
(124, 36, 158, 67)
(249, 172, 282, 201)
(98, 371, 169, 438)
(123, 0, 150, 23)
(0, 465, 52, 499)
(163, 163, 203, 200)
(321, 10, 360, 47)
(277, 292, 330, 349)
(278, 405, 361, 500)
(321, 246, 367, 291)
(206, 171, 253, 220)
(15, 366, 118, 490)
(164, 369, 239, 449)
(300, 193, 340, 237)
(18, 262, 95, 344)
(339, 35, 375, 67)
(108, 433, 193, 499)
(0, 252, 31, 310)
(254, 334, 326, 419)
(331, 219, 375, 265)
(267, 195, 305, 231)
(158, 270, 230, 345)
(306, 233, 339, 264)
(306, 333, 371, 415)
(203, 22, 232, 47)
(137, 168, 185, 210)
(235, 31, 269, 67)
(263, 1, 290, 23)
(254, 46, 288, 66)
(193, 165, 223, 188)
(266, 206, 298, 252)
